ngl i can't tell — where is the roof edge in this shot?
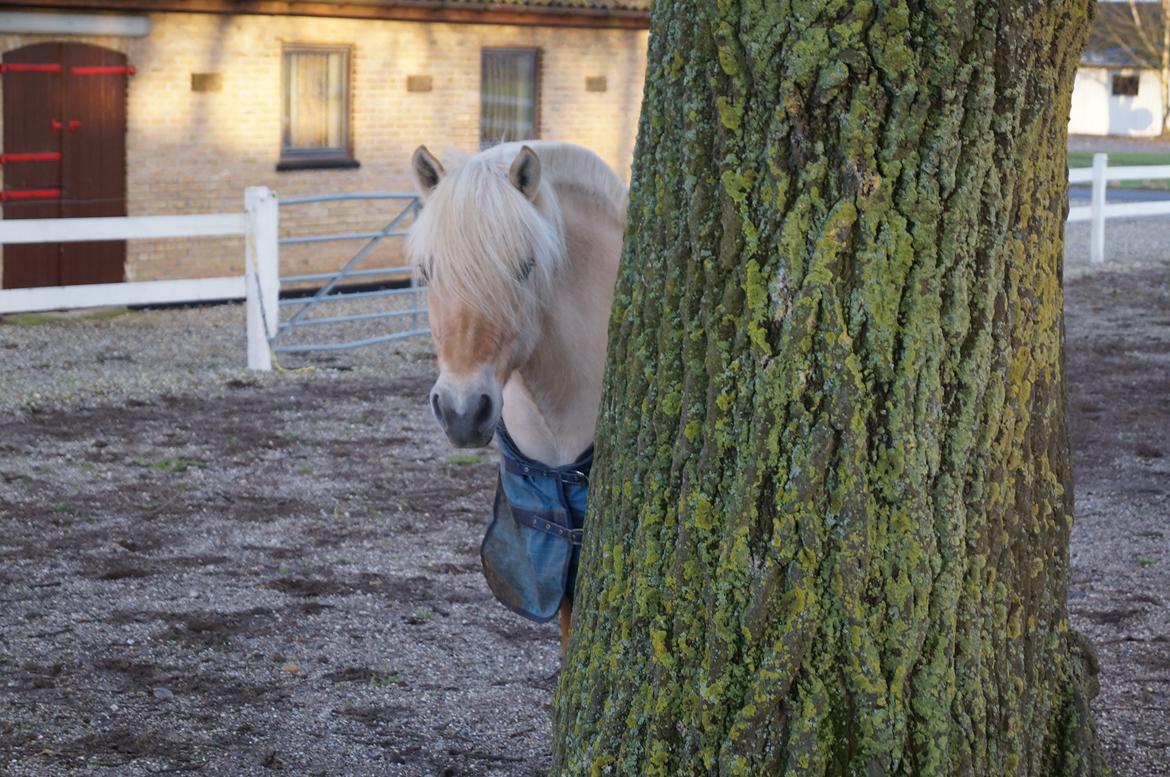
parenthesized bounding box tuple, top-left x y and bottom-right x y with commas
(1, 0, 652, 29)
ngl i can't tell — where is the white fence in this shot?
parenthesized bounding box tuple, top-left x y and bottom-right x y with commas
(1, 162, 1166, 369)
(1067, 152, 1170, 264)
(0, 186, 279, 370)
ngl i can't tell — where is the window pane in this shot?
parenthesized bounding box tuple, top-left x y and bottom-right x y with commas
(481, 50, 537, 148)
(1112, 74, 1139, 97)
(282, 48, 348, 152)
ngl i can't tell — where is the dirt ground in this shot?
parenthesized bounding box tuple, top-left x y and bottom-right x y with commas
(1063, 259, 1170, 776)
(1, 260, 1168, 776)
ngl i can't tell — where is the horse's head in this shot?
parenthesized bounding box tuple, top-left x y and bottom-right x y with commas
(407, 144, 566, 448)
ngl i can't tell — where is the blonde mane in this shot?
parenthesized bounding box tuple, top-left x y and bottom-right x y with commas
(407, 142, 627, 331)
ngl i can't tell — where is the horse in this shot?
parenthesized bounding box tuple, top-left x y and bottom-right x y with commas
(406, 141, 627, 652)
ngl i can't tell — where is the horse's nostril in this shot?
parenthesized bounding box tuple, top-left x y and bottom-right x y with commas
(431, 393, 443, 423)
(474, 393, 493, 427)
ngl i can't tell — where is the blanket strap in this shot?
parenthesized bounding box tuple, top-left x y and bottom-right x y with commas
(502, 457, 590, 485)
(509, 504, 585, 546)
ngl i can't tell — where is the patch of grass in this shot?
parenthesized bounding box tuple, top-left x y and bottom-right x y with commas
(295, 463, 312, 476)
(1069, 150, 1170, 190)
(0, 307, 129, 326)
(370, 670, 400, 687)
(448, 453, 482, 466)
(1136, 554, 1159, 568)
(1069, 150, 1170, 167)
(49, 503, 69, 512)
(407, 609, 436, 624)
(144, 457, 206, 474)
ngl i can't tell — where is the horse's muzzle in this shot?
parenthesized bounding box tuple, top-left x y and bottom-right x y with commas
(431, 388, 496, 447)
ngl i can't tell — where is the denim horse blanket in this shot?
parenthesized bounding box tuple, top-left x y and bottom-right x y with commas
(480, 422, 592, 623)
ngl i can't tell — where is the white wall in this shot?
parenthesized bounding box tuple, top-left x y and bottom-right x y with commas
(1070, 66, 1165, 136)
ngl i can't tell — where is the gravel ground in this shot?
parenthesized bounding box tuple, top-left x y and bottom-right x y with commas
(0, 291, 430, 415)
(1065, 217, 1170, 268)
(0, 243, 1168, 775)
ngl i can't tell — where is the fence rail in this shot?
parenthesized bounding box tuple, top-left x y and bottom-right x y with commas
(1068, 164, 1170, 184)
(281, 266, 413, 285)
(0, 187, 279, 370)
(1066, 153, 1170, 264)
(0, 213, 247, 244)
(0, 275, 243, 315)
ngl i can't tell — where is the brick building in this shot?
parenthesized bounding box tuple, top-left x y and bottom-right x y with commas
(0, 1, 650, 289)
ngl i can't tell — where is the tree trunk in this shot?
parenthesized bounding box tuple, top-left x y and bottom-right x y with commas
(553, 2, 1104, 775)
(1162, 0, 1170, 134)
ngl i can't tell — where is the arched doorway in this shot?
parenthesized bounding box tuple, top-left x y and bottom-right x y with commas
(2, 42, 129, 289)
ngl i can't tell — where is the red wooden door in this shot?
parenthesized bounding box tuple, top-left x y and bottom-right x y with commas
(60, 44, 128, 286)
(2, 42, 128, 289)
(1, 42, 62, 289)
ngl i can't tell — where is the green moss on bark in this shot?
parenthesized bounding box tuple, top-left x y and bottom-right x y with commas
(553, 1, 1104, 775)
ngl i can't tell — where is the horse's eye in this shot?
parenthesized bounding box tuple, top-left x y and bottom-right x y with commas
(517, 258, 535, 282)
(417, 265, 430, 283)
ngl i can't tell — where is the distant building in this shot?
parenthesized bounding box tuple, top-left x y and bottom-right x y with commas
(1070, 2, 1168, 137)
(0, 1, 649, 289)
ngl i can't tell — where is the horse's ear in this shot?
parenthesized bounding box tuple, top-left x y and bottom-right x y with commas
(508, 146, 541, 201)
(411, 145, 445, 199)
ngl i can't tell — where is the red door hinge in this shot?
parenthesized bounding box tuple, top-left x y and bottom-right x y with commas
(0, 63, 62, 74)
(0, 189, 61, 203)
(70, 66, 136, 76)
(0, 152, 62, 164)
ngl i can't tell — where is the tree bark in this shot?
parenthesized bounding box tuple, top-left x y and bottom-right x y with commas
(552, 2, 1104, 775)
(1162, 0, 1169, 134)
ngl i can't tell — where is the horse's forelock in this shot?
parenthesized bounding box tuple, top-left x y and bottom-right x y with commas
(408, 151, 566, 331)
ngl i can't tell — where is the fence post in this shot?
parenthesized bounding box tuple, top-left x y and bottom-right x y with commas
(245, 186, 279, 371)
(1090, 152, 1107, 264)
(410, 197, 421, 333)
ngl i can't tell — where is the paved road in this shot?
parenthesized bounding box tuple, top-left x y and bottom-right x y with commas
(1069, 134, 1170, 153)
(1068, 186, 1170, 204)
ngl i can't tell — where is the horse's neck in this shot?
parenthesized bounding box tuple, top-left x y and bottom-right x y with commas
(501, 187, 622, 466)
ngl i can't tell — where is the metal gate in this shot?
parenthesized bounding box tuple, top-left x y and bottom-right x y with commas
(270, 192, 428, 355)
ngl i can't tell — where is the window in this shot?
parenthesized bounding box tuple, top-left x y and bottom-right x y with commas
(481, 49, 540, 148)
(279, 45, 356, 170)
(1112, 74, 1140, 97)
